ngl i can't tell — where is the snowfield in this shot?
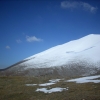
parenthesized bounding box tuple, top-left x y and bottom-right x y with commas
(3, 34, 100, 77)
(22, 34, 100, 69)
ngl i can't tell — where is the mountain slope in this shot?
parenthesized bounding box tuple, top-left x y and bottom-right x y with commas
(1, 34, 100, 76)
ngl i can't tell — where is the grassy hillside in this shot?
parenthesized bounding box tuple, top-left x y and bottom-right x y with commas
(0, 76, 100, 100)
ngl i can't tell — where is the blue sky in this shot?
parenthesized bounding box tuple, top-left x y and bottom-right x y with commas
(0, 0, 100, 69)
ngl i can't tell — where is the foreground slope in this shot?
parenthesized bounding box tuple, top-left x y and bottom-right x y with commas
(1, 34, 100, 76)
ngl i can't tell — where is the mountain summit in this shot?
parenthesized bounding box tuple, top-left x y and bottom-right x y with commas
(1, 34, 100, 76)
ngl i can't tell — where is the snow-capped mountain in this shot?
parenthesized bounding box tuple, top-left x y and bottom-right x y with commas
(1, 34, 100, 76)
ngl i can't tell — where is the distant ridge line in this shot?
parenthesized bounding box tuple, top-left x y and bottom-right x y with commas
(0, 57, 35, 71)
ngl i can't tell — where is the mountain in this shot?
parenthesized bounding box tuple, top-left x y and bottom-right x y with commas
(1, 34, 100, 77)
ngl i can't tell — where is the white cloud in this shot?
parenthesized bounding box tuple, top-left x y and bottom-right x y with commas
(26, 36, 42, 42)
(82, 2, 98, 13)
(6, 46, 10, 49)
(61, 1, 79, 9)
(16, 39, 22, 43)
(61, 1, 98, 13)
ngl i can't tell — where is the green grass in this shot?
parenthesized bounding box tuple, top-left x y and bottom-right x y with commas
(0, 76, 100, 100)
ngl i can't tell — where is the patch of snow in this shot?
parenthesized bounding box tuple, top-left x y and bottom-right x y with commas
(39, 83, 55, 86)
(26, 84, 37, 86)
(67, 75, 100, 83)
(25, 83, 55, 87)
(26, 79, 63, 87)
(49, 79, 63, 83)
(36, 87, 68, 93)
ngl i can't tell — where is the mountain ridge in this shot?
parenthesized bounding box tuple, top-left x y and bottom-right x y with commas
(1, 34, 100, 77)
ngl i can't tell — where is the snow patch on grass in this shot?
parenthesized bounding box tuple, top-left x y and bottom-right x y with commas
(36, 87, 68, 93)
(25, 84, 37, 86)
(49, 79, 63, 83)
(39, 83, 55, 86)
(25, 79, 63, 87)
(67, 75, 100, 83)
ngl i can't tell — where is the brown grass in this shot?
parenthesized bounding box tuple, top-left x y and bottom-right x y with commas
(0, 76, 100, 100)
